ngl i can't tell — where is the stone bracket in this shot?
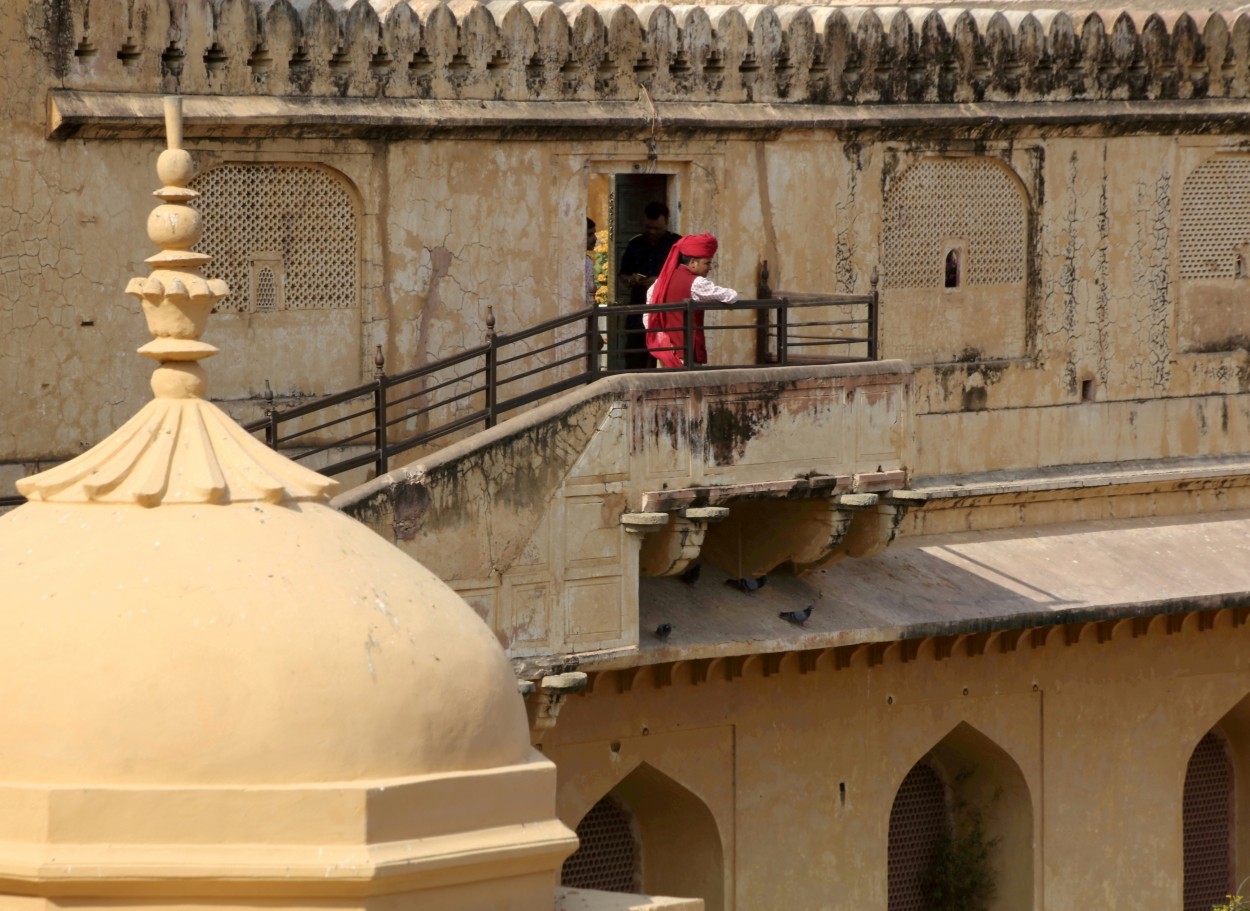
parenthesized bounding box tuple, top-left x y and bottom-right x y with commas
(527, 671, 588, 736)
(638, 506, 732, 577)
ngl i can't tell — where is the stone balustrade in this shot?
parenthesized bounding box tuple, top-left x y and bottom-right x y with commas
(48, 0, 1250, 106)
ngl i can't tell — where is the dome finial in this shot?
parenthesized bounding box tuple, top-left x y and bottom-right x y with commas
(125, 95, 228, 400)
(16, 96, 338, 506)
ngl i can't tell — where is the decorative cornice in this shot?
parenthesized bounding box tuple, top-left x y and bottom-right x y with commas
(46, 1, 1250, 109)
(46, 89, 1250, 141)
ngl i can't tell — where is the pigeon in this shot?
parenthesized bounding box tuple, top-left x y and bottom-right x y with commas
(679, 563, 702, 585)
(655, 622, 673, 639)
(779, 606, 814, 625)
(725, 575, 768, 594)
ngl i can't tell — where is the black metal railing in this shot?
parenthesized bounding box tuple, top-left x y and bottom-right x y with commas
(0, 276, 878, 506)
(241, 284, 877, 481)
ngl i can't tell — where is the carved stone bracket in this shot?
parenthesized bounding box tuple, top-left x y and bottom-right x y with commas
(639, 506, 731, 577)
(632, 483, 927, 578)
(621, 511, 669, 535)
(527, 671, 588, 741)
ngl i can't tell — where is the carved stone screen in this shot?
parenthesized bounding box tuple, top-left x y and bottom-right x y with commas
(561, 795, 640, 893)
(887, 762, 949, 911)
(190, 164, 359, 313)
(883, 158, 1027, 290)
(1180, 156, 1250, 280)
(1183, 730, 1234, 911)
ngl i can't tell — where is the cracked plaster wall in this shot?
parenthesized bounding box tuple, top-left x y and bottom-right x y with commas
(7, 1, 1250, 493)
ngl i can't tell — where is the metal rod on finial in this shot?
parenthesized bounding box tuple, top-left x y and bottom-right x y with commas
(163, 96, 183, 151)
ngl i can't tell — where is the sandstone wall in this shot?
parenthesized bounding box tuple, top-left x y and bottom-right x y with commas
(545, 610, 1250, 909)
(6, 0, 1250, 494)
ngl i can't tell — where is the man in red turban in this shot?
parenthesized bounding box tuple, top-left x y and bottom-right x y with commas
(644, 233, 739, 368)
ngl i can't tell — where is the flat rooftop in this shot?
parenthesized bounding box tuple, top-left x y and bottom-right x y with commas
(636, 509, 1250, 665)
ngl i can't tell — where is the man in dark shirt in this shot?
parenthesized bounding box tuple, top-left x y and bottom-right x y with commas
(617, 201, 681, 368)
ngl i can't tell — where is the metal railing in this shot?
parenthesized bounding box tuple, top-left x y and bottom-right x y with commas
(241, 284, 878, 481)
(0, 277, 877, 505)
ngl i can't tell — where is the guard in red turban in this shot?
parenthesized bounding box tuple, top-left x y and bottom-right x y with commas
(645, 233, 739, 368)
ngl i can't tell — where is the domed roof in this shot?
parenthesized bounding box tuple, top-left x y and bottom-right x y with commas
(0, 498, 531, 784)
(0, 97, 531, 787)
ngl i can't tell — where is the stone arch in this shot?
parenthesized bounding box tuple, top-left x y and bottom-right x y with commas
(567, 762, 726, 911)
(881, 156, 1030, 364)
(1184, 691, 1250, 905)
(888, 722, 1034, 911)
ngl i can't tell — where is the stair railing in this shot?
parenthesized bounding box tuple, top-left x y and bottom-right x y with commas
(0, 278, 878, 505)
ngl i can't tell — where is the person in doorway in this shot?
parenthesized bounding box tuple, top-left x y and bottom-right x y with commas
(645, 233, 738, 368)
(617, 201, 681, 368)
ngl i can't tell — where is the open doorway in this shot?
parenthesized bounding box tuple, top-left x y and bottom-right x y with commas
(587, 171, 676, 369)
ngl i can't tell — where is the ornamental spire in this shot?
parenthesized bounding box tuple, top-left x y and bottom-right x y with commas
(129, 96, 226, 398)
(17, 97, 337, 506)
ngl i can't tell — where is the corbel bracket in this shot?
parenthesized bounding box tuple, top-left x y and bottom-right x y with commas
(638, 506, 731, 577)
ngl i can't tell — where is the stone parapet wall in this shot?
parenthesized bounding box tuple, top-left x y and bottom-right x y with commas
(48, 0, 1250, 106)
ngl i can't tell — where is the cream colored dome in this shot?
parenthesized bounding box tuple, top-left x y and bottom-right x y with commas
(0, 497, 531, 784)
(0, 97, 532, 789)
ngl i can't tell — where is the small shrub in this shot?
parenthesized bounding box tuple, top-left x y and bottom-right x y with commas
(923, 770, 998, 911)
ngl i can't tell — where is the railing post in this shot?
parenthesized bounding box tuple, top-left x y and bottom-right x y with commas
(684, 298, 695, 368)
(868, 267, 879, 360)
(373, 344, 389, 476)
(755, 258, 771, 363)
(263, 379, 277, 450)
(777, 298, 789, 365)
(484, 305, 498, 428)
(585, 306, 599, 378)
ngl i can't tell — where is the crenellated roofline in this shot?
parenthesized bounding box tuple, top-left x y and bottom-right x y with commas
(46, 0, 1250, 108)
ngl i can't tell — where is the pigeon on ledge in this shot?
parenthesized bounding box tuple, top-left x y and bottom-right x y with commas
(779, 606, 814, 625)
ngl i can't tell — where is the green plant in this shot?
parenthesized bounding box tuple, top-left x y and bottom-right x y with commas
(923, 770, 999, 911)
(1214, 894, 1250, 911)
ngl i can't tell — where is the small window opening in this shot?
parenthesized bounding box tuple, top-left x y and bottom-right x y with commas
(254, 268, 277, 313)
(1237, 250, 1249, 280)
(944, 249, 961, 288)
(1081, 379, 1095, 402)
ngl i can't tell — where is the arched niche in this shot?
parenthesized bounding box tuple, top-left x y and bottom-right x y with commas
(568, 761, 726, 911)
(1184, 691, 1250, 907)
(880, 156, 1030, 364)
(888, 722, 1034, 911)
(188, 162, 364, 401)
(1176, 154, 1250, 353)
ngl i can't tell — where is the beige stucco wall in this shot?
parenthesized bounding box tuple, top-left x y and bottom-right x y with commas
(543, 612, 1250, 910)
(6, 0, 1250, 498)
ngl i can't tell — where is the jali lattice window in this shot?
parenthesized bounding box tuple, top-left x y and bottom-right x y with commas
(888, 761, 950, 911)
(1180, 156, 1250, 280)
(561, 794, 640, 893)
(1183, 729, 1234, 911)
(883, 158, 1027, 290)
(190, 163, 359, 313)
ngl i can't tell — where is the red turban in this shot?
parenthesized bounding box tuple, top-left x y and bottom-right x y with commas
(650, 233, 719, 306)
